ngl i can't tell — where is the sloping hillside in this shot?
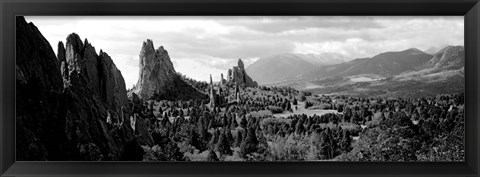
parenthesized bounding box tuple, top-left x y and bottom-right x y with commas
(246, 52, 347, 85)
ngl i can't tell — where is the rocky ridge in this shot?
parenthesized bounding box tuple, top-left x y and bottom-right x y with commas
(16, 16, 150, 161)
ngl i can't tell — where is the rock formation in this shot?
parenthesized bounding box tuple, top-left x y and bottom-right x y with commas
(208, 74, 230, 108)
(209, 75, 216, 107)
(16, 16, 148, 161)
(132, 39, 176, 100)
(227, 59, 258, 88)
(16, 16, 65, 160)
(220, 73, 226, 85)
(232, 83, 242, 103)
(131, 39, 207, 101)
(58, 33, 128, 113)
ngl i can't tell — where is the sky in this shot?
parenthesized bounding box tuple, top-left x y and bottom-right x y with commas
(25, 16, 464, 89)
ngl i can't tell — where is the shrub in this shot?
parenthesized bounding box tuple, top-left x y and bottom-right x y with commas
(267, 106, 284, 114)
(142, 141, 184, 161)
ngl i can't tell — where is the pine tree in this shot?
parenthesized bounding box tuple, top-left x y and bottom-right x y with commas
(240, 127, 259, 157)
(240, 115, 247, 128)
(190, 129, 202, 150)
(230, 117, 238, 130)
(209, 129, 221, 149)
(225, 128, 235, 145)
(234, 130, 243, 147)
(318, 131, 331, 159)
(286, 101, 292, 112)
(340, 130, 352, 153)
(197, 123, 208, 150)
(337, 104, 344, 113)
(295, 120, 304, 135)
(216, 130, 233, 156)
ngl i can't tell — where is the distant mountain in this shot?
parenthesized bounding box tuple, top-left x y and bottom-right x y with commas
(278, 46, 465, 98)
(298, 52, 348, 66)
(423, 45, 449, 55)
(304, 48, 434, 80)
(423, 46, 464, 71)
(246, 52, 347, 85)
(394, 46, 464, 81)
(424, 47, 440, 55)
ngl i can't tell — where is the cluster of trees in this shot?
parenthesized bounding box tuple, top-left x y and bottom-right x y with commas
(134, 81, 464, 161)
(177, 72, 209, 92)
(136, 86, 303, 161)
(335, 93, 465, 161)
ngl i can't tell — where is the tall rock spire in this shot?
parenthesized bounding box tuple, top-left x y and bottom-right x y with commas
(235, 83, 240, 103)
(130, 39, 207, 101)
(210, 74, 213, 85)
(133, 39, 176, 100)
(209, 74, 216, 107)
(220, 73, 226, 85)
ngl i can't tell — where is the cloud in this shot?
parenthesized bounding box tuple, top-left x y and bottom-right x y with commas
(217, 16, 383, 33)
(24, 16, 463, 88)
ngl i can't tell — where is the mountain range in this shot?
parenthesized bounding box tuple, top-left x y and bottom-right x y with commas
(247, 46, 465, 98)
(303, 48, 434, 80)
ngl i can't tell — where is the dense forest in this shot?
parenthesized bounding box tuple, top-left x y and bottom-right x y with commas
(129, 83, 464, 161)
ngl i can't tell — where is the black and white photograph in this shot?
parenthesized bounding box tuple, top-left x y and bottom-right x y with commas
(16, 16, 465, 161)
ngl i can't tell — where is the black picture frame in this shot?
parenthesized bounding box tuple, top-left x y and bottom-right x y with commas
(1, 0, 479, 176)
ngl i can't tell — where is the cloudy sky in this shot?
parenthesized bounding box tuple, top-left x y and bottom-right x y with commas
(25, 16, 463, 88)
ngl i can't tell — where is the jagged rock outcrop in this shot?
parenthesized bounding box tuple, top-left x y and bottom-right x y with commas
(16, 16, 65, 160)
(132, 39, 176, 100)
(98, 51, 129, 113)
(60, 34, 128, 113)
(227, 59, 258, 88)
(58, 41, 70, 87)
(131, 39, 207, 101)
(16, 16, 148, 161)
